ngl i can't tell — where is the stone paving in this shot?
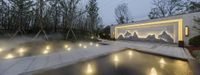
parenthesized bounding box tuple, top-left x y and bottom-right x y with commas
(0, 41, 193, 75)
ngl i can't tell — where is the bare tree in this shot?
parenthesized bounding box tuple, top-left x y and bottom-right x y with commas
(115, 3, 133, 24)
(86, 0, 101, 36)
(0, 0, 8, 32)
(148, 0, 186, 19)
(9, 0, 34, 39)
(33, 0, 49, 40)
(48, 0, 62, 32)
(187, 1, 200, 13)
(60, 0, 86, 40)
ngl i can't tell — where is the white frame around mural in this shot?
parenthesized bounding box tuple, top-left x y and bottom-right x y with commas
(114, 19, 183, 42)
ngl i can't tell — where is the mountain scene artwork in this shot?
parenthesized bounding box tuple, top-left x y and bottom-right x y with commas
(117, 31, 174, 43)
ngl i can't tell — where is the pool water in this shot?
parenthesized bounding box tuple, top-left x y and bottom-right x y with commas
(34, 49, 192, 75)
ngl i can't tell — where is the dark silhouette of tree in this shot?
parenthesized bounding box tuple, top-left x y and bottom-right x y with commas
(0, 0, 103, 40)
(186, 1, 200, 33)
(8, 0, 34, 39)
(86, 0, 102, 36)
(148, 0, 186, 19)
(60, 0, 87, 40)
(187, 1, 200, 13)
(33, 0, 49, 40)
(115, 3, 133, 24)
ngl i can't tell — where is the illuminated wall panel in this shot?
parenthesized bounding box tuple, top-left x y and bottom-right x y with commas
(113, 19, 183, 43)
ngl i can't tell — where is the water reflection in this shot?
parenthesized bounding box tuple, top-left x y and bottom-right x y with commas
(159, 58, 166, 68)
(0, 48, 2, 53)
(111, 54, 120, 67)
(149, 67, 158, 75)
(127, 50, 133, 59)
(84, 63, 96, 75)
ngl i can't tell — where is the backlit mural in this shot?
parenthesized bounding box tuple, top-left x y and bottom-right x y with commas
(118, 31, 174, 43)
(114, 20, 181, 43)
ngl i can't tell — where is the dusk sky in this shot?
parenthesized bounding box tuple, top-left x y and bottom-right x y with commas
(95, 0, 200, 25)
(97, 0, 153, 25)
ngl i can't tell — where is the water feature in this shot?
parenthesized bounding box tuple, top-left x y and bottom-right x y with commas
(33, 49, 192, 75)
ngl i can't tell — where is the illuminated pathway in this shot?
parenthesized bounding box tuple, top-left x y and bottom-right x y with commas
(0, 41, 193, 75)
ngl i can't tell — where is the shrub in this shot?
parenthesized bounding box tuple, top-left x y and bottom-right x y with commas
(189, 35, 200, 47)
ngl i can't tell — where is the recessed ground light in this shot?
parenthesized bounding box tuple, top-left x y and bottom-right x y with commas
(18, 48, 26, 56)
(46, 45, 50, 50)
(18, 48, 25, 53)
(150, 67, 157, 75)
(79, 43, 82, 47)
(91, 36, 94, 39)
(89, 42, 93, 46)
(5, 54, 15, 59)
(86, 64, 93, 74)
(159, 58, 166, 68)
(95, 44, 99, 47)
(43, 50, 49, 54)
(128, 50, 133, 58)
(67, 47, 71, 51)
(64, 44, 69, 48)
(83, 45, 87, 49)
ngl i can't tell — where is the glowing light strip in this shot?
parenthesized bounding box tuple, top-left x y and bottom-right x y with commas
(114, 19, 183, 41)
(185, 26, 189, 36)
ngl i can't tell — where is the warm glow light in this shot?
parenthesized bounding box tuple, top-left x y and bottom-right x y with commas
(43, 50, 49, 54)
(79, 43, 82, 47)
(46, 45, 50, 50)
(159, 58, 166, 68)
(64, 44, 69, 48)
(185, 26, 189, 36)
(95, 44, 99, 47)
(112, 55, 120, 67)
(0, 48, 2, 53)
(5, 54, 15, 59)
(114, 55, 119, 62)
(128, 50, 133, 58)
(67, 47, 71, 51)
(150, 67, 157, 75)
(91, 36, 94, 39)
(18, 48, 26, 56)
(18, 48, 25, 53)
(159, 58, 166, 64)
(86, 64, 94, 74)
(114, 19, 183, 41)
(89, 42, 93, 46)
(83, 45, 87, 49)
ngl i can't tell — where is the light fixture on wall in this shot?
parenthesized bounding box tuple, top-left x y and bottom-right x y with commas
(185, 26, 189, 37)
